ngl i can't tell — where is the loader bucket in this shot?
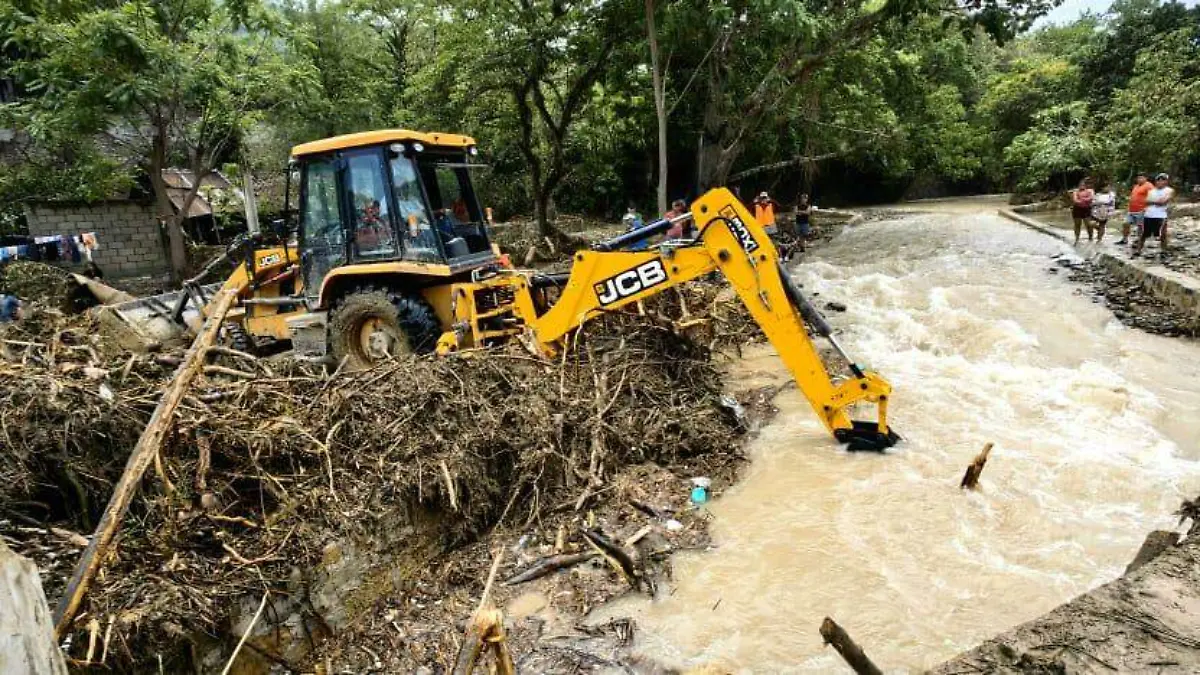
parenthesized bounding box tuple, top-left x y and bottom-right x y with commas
(84, 281, 223, 351)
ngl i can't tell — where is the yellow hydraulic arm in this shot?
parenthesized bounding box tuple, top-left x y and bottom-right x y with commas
(526, 188, 898, 451)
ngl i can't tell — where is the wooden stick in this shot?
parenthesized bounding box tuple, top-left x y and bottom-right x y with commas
(452, 549, 508, 675)
(819, 617, 883, 675)
(503, 552, 596, 585)
(451, 607, 501, 675)
(52, 290, 237, 640)
(960, 442, 994, 490)
(440, 460, 459, 511)
(203, 364, 257, 379)
(221, 591, 269, 675)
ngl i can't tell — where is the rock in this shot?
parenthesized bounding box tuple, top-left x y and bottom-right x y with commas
(824, 301, 847, 312)
(1125, 530, 1181, 574)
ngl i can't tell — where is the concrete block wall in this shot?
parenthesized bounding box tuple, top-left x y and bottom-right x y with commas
(22, 202, 170, 277)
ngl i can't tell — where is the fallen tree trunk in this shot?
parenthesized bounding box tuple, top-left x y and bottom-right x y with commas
(52, 290, 237, 640)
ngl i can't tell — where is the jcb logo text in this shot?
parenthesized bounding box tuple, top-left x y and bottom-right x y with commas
(720, 206, 759, 253)
(595, 260, 668, 306)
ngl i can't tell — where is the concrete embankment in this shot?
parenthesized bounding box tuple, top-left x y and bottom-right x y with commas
(999, 209, 1200, 319)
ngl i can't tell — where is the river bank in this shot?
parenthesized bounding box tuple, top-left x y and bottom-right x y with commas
(1000, 209, 1200, 338)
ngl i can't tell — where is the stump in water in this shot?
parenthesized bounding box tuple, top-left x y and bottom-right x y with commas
(820, 617, 883, 675)
(960, 442, 994, 490)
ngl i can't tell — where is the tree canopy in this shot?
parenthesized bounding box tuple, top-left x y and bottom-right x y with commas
(2, 0, 1198, 245)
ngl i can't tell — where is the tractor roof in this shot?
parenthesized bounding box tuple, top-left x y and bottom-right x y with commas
(290, 129, 476, 158)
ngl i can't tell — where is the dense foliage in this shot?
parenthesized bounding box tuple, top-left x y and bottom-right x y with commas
(1, 0, 1196, 239)
(992, 0, 1200, 191)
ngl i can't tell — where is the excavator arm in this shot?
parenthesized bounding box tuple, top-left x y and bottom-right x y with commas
(526, 188, 898, 451)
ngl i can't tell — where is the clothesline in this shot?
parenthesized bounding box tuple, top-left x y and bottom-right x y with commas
(0, 232, 99, 264)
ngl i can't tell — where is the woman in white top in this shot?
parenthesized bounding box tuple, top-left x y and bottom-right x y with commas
(1090, 181, 1116, 242)
(1134, 173, 1175, 256)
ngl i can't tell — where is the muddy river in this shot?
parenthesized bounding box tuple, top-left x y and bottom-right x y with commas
(610, 200, 1200, 672)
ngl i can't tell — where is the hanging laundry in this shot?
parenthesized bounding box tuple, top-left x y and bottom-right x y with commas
(0, 232, 98, 264)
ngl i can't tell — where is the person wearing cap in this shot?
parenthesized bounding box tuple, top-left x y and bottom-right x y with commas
(752, 192, 781, 235)
(1134, 173, 1174, 256)
(1119, 172, 1152, 245)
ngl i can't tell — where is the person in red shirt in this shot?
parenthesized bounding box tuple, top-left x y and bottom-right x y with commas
(1070, 178, 1095, 245)
(1120, 172, 1152, 245)
(664, 199, 690, 239)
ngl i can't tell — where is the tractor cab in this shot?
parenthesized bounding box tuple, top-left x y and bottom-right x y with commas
(288, 130, 497, 305)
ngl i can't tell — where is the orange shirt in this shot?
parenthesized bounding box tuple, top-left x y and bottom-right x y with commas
(754, 202, 777, 226)
(1129, 182, 1153, 213)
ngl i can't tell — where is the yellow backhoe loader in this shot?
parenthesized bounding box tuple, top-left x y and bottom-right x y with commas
(102, 129, 899, 451)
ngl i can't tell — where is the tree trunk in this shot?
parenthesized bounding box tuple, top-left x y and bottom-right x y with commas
(646, 0, 667, 213)
(534, 188, 554, 238)
(148, 130, 189, 284)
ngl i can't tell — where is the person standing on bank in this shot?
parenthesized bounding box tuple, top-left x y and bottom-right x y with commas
(1090, 180, 1116, 243)
(1134, 173, 1175, 257)
(1119, 172, 1152, 245)
(1070, 178, 1095, 245)
(795, 194, 813, 240)
(753, 192, 782, 235)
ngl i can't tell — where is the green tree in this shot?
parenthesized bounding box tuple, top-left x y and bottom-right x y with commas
(1004, 101, 1100, 190)
(1103, 26, 1200, 179)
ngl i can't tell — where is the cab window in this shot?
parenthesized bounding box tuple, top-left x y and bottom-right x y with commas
(302, 160, 340, 244)
(343, 149, 397, 259)
(300, 158, 346, 299)
(389, 156, 441, 262)
(419, 161, 488, 256)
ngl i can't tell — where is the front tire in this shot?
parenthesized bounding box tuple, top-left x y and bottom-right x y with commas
(328, 288, 441, 370)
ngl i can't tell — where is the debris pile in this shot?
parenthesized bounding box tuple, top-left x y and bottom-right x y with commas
(0, 261, 756, 670)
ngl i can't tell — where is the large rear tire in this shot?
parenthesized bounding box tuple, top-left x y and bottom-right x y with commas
(328, 287, 441, 370)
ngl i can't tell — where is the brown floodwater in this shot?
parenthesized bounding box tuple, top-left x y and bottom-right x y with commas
(605, 200, 1200, 672)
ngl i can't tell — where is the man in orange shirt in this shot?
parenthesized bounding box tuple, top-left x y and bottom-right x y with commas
(1119, 172, 1152, 245)
(753, 192, 781, 235)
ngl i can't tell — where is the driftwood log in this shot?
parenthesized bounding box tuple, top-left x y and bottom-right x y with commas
(503, 551, 596, 586)
(52, 290, 237, 639)
(820, 617, 883, 675)
(960, 442, 994, 490)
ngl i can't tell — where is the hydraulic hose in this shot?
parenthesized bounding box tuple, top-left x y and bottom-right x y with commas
(776, 261, 864, 378)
